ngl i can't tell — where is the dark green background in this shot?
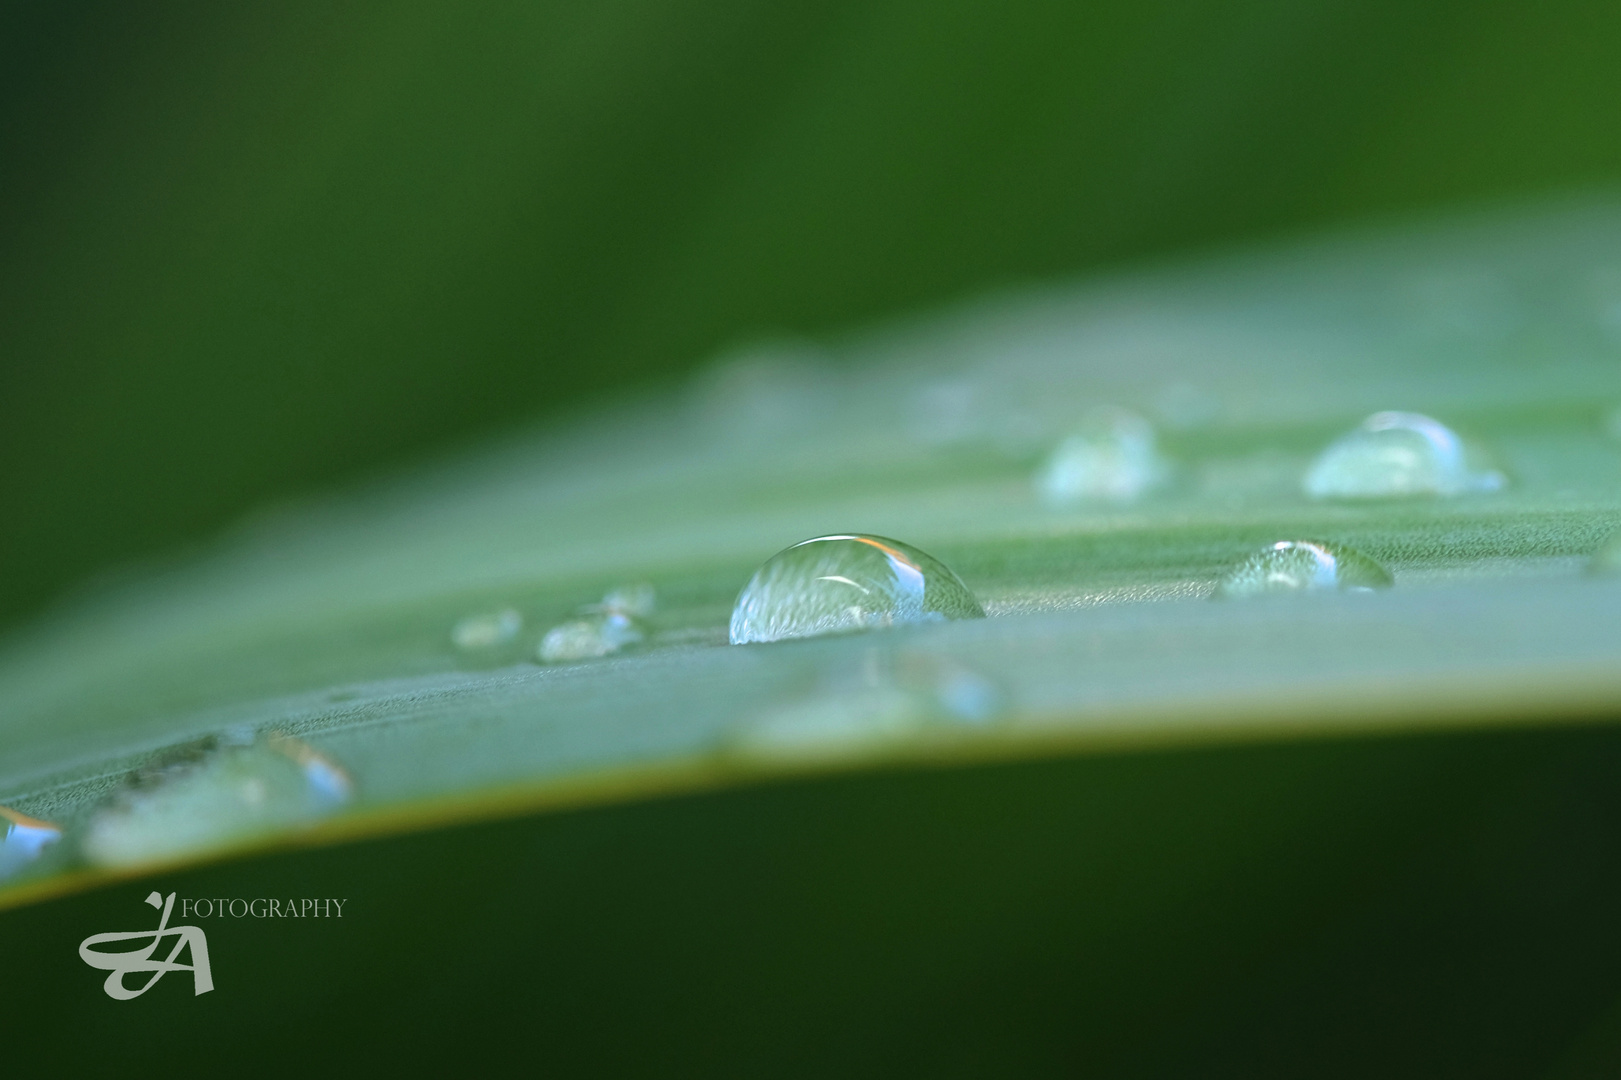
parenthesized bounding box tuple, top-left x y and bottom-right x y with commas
(5, 0, 1621, 629)
(11, 725, 1621, 1077)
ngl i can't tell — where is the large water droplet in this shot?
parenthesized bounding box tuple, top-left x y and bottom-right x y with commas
(1037, 407, 1168, 505)
(0, 806, 61, 880)
(1304, 411, 1504, 499)
(730, 651, 1003, 761)
(730, 535, 984, 645)
(82, 734, 352, 868)
(451, 608, 522, 650)
(1212, 541, 1393, 599)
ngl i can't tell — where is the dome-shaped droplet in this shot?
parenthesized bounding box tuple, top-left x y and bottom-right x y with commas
(730, 535, 984, 645)
(1037, 407, 1168, 505)
(451, 608, 522, 650)
(1, 805, 61, 880)
(82, 734, 352, 868)
(1212, 540, 1393, 599)
(1304, 411, 1504, 499)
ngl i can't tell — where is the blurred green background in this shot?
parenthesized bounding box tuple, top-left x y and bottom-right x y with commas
(6, 0, 1621, 631)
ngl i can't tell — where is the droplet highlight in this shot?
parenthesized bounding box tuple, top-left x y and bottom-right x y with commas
(1037, 407, 1168, 505)
(1, 805, 61, 880)
(730, 535, 984, 645)
(1304, 411, 1504, 499)
(451, 608, 522, 650)
(1212, 541, 1393, 599)
(82, 734, 352, 868)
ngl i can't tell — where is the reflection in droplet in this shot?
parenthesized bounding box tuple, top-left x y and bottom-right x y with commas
(82, 734, 352, 868)
(451, 608, 522, 650)
(0, 805, 61, 880)
(730, 535, 984, 645)
(731, 651, 1003, 761)
(1212, 541, 1393, 599)
(1304, 412, 1504, 499)
(1037, 407, 1168, 505)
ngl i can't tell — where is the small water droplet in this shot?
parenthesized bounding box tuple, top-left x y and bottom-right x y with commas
(538, 613, 644, 662)
(81, 735, 352, 868)
(730, 651, 1003, 761)
(730, 535, 984, 645)
(451, 608, 522, 650)
(1212, 541, 1393, 599)
(1304, 412, 1504, 499)
(1037, 407, 1168, 505)
(537, 584, 655, 663)
(0, 806, 61, 880)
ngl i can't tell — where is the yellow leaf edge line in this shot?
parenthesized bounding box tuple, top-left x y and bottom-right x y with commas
(2, 663, 1617, 915)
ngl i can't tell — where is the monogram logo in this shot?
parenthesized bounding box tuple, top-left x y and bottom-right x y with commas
(79, 891, 214, 999)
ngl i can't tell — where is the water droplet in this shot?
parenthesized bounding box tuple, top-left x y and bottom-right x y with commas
(1037, 407, 1168, 505)
(730, 651, 1003, 761)
(0, 806, 61, 880)
(730, 535, 984, 645)
(1212, 541, 1393, 599)
(451, 608, 522, 650)
(538, 613, 643, 662)
(1304, 412, 1505, 499)
(537, 584, 655, 663)
(82, 734, 352, 868)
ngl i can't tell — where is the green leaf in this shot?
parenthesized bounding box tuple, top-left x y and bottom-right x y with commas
(4, 196, 1621, 906)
